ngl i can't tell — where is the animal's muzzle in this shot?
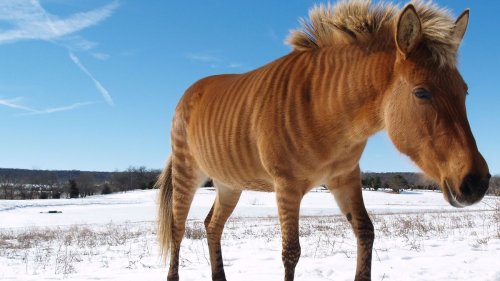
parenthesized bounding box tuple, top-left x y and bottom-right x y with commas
(457, 172, 490, 206)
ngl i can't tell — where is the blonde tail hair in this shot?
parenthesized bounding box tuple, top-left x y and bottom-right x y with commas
(156, 157, 173, 263)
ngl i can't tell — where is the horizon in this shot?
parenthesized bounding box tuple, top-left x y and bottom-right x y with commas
(0, 166, 431, 175)
(0, 0, 498, 174)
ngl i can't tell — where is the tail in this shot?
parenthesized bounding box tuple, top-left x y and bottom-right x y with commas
(156, 157, 173, 263)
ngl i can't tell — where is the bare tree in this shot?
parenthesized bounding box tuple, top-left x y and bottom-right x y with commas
(488, 176, 500, 196)
(76, 173, 96, 197)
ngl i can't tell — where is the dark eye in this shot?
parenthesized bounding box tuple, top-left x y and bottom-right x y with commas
(413, 88, 432, 100)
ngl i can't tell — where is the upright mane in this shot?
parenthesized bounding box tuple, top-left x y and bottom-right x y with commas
(287, 0, 461, 67)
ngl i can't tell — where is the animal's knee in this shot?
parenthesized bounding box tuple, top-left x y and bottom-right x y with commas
(171, 223, 186, 242)
(357, 220, 375, 245)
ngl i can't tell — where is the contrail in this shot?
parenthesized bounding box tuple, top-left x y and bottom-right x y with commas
(0, 97, 95, 115)
(0, 97, 37, 112)
(69, 51, 114, 106)
(20, 101, 95, 116)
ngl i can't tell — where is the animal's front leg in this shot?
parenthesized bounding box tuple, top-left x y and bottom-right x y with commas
(327, 167, 374, 281)
(275, 179, 305, 281)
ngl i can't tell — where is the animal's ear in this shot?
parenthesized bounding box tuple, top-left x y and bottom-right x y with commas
(454, 9, 469, 44)
(395, 4, 422, 58)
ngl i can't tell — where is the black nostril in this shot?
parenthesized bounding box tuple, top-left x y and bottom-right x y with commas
(460, 172, 489, 201)
(460, 180, 472, 197)
(460, 173, 482, 197)
(465, 173, 478, 183)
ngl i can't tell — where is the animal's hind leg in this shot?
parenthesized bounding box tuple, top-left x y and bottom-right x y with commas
(204, 181, 242, 281)
(327, 166, 373, 281)
(168, 156, 206, 281)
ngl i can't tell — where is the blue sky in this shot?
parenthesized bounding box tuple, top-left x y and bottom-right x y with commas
(0, 0, 498, 174)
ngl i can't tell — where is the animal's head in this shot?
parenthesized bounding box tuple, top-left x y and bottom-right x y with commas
(384, 4, 490, 207)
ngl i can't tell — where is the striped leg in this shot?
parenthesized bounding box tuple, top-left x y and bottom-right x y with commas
(204, 182, 242, 281)
(167, 157, 205, 281)
(275, 180, 305, 281)
(327, 167, 374, 281)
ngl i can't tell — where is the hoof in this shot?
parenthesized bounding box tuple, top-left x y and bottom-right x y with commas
(167, 274, 179, 281)
(354, 276, 371, 281)
(212, 270, 227, 281)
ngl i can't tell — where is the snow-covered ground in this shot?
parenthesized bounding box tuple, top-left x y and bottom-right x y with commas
(0, 189, 499, 281)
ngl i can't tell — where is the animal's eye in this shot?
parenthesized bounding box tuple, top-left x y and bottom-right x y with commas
(413, 88, 432, 100)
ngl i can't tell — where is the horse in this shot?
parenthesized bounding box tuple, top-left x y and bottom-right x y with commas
(157, 1, 490, 280)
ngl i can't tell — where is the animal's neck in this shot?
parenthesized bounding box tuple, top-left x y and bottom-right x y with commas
(308, 46, 394, 141)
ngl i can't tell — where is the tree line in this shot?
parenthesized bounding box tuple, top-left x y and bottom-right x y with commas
(361, 173, 434, 193)
(361, 172, 500, 196)
(0, 167, 160, 200)
(0, 168, 498, 200)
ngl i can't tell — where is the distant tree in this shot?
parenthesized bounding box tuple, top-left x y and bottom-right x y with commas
(488, 176, 500, 196)
(1, 182, 9, 199)
(388, 174, 408, 193)
(361, 176, 369, 189)
(108, 167, 160, 192)
(76, 173, 96, 197)
(101, 183, 112, 195)
(146, 170, 160, 189)
(415, 176, 439, 191)
(40, 192, 49, 199)
(361, 176, 382, 191)
(373, 176, 382, 191)
(44, 172, 60, 198)
(68, 180, 79, 198)
(52, 191, 62, 199)
(0, 175, 17, 199)
(135, 166, 148, 189)
(26, 185, 37, 200)
(18, 188, 28, 200)
(111, 171, 129, 192)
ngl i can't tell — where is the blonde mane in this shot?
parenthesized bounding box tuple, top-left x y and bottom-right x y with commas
(286, 0, 461, 67)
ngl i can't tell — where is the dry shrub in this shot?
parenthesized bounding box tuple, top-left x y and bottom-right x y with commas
(184, 221, 206, 240)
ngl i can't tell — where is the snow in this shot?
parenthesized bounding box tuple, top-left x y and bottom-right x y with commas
(0, 188, 494, 228)
(0, 188, 498, 280)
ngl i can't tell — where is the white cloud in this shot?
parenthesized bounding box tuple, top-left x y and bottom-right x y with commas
(0, 0, 119, 45)
(186, 53, 221, 62)
(0, 0, 118, 106)
(187, 52, 244, 70)
(91, 52, 110, 61)
(227, 63, 242, 68)
(60, 36, 99, 51)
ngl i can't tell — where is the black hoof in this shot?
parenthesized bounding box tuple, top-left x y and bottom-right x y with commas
(167, 274, 179, 281)
(212, 270, 227, 281)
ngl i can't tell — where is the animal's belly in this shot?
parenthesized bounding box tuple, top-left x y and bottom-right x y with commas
(189, 133, 273, 190)
(200, 157, 274, 191)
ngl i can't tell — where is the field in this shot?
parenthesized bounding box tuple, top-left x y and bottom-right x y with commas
(0, 189, 499, 281)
